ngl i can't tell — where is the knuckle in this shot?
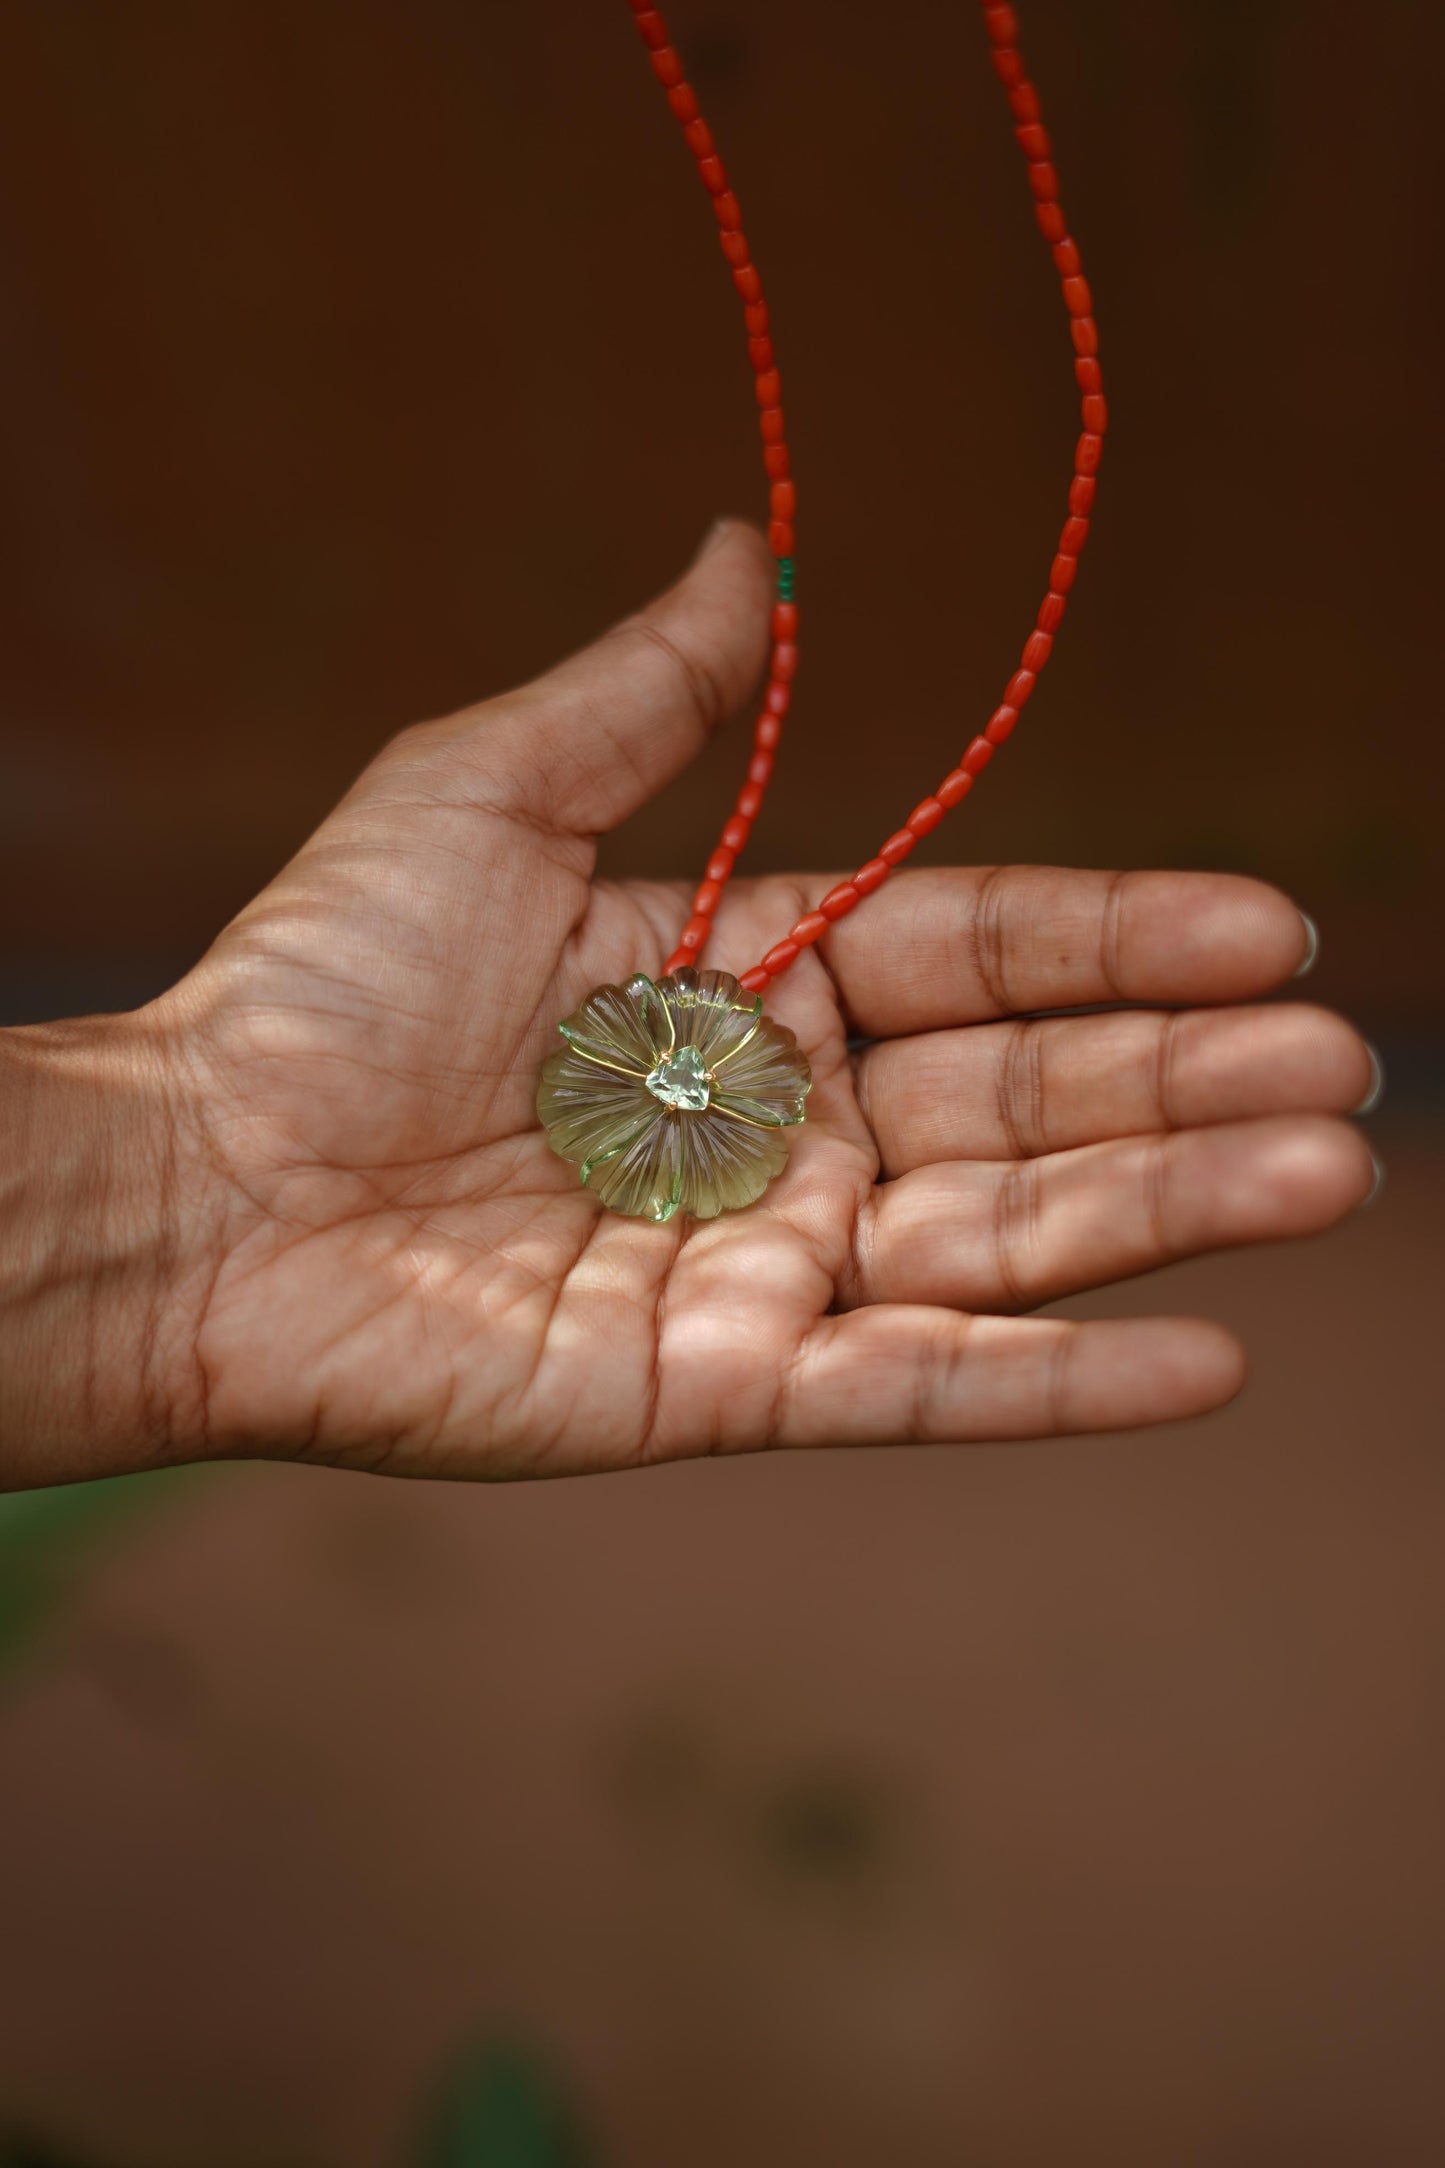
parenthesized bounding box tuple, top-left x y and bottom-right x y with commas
(1044, 1324, 1078, 1434)
(991, 1159, 1040, 1310)
(627, 617, 726, 738)
(997, 1018, 1046, 1157)
(967, 866, 1015, 1014)
(1098, 867, 1131, 998)
(1153, 1009, 1184, 1128)
(1141, 1133, 1176, 1256)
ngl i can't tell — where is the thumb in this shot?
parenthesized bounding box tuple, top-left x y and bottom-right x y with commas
(482, 518, 775, 835)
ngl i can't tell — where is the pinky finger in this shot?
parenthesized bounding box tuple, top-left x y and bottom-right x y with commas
(777, 1308, 1245, 1447)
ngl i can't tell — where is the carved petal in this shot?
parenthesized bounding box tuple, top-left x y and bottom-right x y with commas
(659, 967, 766, 1069)
(537, 1047, 653, 1167)
(709, 1013, 811, 1129)
(557, 973, 668, 1074)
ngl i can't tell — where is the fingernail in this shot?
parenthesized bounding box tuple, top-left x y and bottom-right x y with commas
(694, 517, 735, 561)
(1292, 911, 1319, 978)
(1363, 1153, 1386, 1209)
(1354, 1042, 1385, 1116)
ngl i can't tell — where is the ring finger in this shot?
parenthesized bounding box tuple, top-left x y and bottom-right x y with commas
(852, 1113, 1375, 1313)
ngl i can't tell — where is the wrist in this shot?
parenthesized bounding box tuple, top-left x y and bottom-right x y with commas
(0, 1012, 212, 1489)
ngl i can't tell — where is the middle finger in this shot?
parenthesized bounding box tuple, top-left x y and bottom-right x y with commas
(856, 1003, 1374, 1176)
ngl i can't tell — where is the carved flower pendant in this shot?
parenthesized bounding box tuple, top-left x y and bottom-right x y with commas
(537, 967, 812, 1222)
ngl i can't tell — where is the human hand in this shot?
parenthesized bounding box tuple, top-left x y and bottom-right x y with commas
(0, 523, 1377, 1487)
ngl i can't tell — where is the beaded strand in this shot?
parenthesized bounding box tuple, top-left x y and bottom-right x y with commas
(626, 0, 799, 979)
(630, 1, 1104, 996)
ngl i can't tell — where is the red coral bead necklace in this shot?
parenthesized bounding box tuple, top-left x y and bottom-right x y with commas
(535, 1, 1106, 1224)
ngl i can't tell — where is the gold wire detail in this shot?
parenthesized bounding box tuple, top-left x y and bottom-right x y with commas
(556, 1028, 651, 1084)
(709, 1098, 794, 1131)
(708, 997, 766, 1071)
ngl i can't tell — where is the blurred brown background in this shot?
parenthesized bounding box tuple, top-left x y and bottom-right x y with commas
(0, 1, 1441, 2162)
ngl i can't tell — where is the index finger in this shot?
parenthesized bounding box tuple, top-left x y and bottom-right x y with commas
(809, 866, 1314, 1037)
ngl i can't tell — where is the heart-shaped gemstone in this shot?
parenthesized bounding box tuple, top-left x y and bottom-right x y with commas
(645, 1043, 712, 1111)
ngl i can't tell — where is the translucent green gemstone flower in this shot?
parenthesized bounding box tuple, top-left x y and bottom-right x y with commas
(537, 967, 812, 1223)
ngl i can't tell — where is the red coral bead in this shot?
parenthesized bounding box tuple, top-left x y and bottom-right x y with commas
(761, 939, 801, 975)
(992, 48, 1025, 88)
(707, 848, 736, 884)
(984, 6, 1020, 45)
(759, 405, 785, 441)
(748, 335, 775, 372)
(635, 10, 667, 49)
(697, 154, 727, 193)
(739, 967, 770, 994)
(1037, 592, 1067, 633)
(765, 681, 790, 715)
(962, 736, 995, 775)
(666, 82, 699, 121)
(770, 478, 797, 519)
(732, 264, 762, 302)
(768, 519, 795, 556)
(1027, 161, 1059, 202)
(853, 858, 891, 896)
(985, 704, 1018, 742)
(1070, 316, 1100, 357)
(756, 711, 782, 750)
(743, 300, 769, 335)
(737, 783, 765, 819)
(937, 768, 973, 808)
(679, 914, 710, 949)
(880, 830, 917, 867)
(1035, 201, 1066, 241)
(651, 47, 685, 87)
(907, 796, 945, 836)
(1049, 550, 1078, 591)
(763, 443, 791, 479)
(1004, 668, 1037, 708)
(1067, 470, 1095, 511)
(754, 367, 782, 407)
(693, 879, 724, 916)
(1022, 629, 1053, 671)
(1074, 356, 1103, 394)
(819, 882, 860, 920)
(1008, 81, 1040, 124)
(789, 912, 829, 948)
(683, 117, 713, 157)
(1075, 429, 1104, 473)
(722, 816, 750, 851)
(713, 190, 743, 230)
(1060, 514, 1090, 552)
(1082, 392, 1108, 432)
(748, 748, 774, 787)
(772, 642, 799, 681)
(771, 601, 798, 639)
(1061, 274, 1092, 316)
(1052, 237, 1081, 276)
(719, 229, 751, 266)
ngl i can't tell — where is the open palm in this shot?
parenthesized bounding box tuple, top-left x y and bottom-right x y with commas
(155, 524, 1374, 1477)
